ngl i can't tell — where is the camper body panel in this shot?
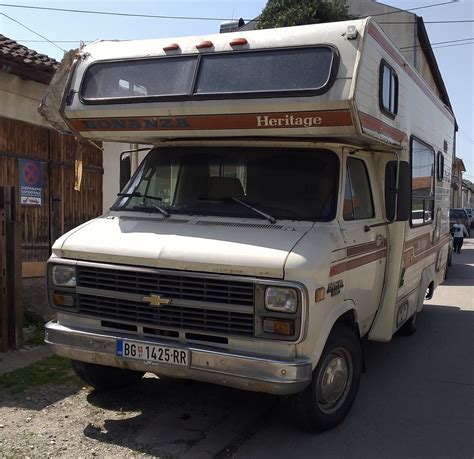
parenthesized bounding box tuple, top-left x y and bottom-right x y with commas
(354, 21, 454, 340)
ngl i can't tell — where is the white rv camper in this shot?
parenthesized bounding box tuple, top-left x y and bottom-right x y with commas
(41, 18, 455, 431)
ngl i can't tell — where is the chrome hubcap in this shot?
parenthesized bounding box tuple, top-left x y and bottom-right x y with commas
(316, 348, 352, 414)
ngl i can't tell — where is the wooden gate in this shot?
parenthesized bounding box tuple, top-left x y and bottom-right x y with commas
(0, 116, 103, 277)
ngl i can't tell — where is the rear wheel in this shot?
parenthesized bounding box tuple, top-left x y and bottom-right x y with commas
(291, 325, 362, 432)
(71, 360, 144, 391)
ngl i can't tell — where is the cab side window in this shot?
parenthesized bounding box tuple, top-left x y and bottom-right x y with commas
(344, 158, 375, 220)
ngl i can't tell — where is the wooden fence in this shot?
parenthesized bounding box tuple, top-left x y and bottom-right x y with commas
(0, 187, 22, 351)
(0, 116, 103, 277)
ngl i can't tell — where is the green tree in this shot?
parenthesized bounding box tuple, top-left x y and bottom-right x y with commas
(257, 0, 352, 29)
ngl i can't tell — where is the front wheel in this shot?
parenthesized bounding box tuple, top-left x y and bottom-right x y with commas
(291, 325, 362, 432)
(71, 360, 145, 391)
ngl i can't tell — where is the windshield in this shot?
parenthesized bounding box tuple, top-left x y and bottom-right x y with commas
(113, 147, 339, 221)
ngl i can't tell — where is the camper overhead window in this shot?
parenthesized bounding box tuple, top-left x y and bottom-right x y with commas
(411, 138, 435, 226)
(113, 147, 339, 221)
(195, 47, 335, 95)
(80, 46, 337, 103)
(81, 56, 198, 100)
(379, 61, 398, 118)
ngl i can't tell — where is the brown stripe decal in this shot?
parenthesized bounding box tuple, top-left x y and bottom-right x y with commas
(330, 248, 387, 276)
(69, 109, 353, 132)
(346, 239, 387, 257)
(367, 23, 453, 121)
(359, 112, 407, 145)
(402, 234, 449, 269)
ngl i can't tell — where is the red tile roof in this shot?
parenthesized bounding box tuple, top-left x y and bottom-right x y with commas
(0, 34, 59, 74)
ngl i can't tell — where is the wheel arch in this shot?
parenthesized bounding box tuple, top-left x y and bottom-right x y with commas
(309, 301, 360, 371)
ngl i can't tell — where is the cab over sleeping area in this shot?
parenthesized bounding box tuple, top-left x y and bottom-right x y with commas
(40, 18, 455, 431)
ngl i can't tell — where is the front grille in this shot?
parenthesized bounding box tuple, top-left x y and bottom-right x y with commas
(77, 265, 254, 307)
(77, 294, 254, 337)
(75, 264, 255, 337)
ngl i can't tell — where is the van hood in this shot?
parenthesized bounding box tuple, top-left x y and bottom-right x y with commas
(52, 213, 314, 278)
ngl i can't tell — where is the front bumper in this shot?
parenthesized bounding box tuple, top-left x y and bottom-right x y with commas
(45, 321, 312, 395)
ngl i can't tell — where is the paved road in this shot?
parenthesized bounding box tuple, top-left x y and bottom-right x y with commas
(234, 238, 474, 459)
(1, 240, 472, 458)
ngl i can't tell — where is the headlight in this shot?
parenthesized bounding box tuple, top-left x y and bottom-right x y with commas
(265, 287, 298, 313)
(51, 265, 76, 287)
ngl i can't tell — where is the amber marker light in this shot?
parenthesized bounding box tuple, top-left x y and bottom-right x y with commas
(196, 40, 213, 49)
(230, 38, 248, 46)
(263, 318, 294, 336)
(315, 287, 326, 303)
(163, 43, 180, 52)
(53, 293, 74, 307)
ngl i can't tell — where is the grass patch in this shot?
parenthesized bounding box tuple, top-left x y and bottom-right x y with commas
(0, 355, 81, 394)
(23, 311, 46, 346)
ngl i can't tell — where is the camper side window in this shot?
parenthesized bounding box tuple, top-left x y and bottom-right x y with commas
(343, 158, 374, 221)
(379, 61, 398, 118)
(411, 138, 435, 226)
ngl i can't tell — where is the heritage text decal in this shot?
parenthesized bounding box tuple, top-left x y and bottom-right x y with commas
(69, 110, 353, 132)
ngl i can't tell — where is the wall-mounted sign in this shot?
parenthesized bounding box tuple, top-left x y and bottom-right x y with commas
(19, 159, 44, 206)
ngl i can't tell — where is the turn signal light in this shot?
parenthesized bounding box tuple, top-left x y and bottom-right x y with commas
(263, 318, 294, 336)
(53, 293, 74, 307)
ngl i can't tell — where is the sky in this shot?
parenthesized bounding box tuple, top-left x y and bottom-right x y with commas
(1, 0, 473, 179)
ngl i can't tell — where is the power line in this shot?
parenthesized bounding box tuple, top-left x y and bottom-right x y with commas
(400, 37, 474, 50)
(432, 41, 474, 49)
(458, 130, 474, 145)
(362, 0, 462, 18)
(0, 0, 462, 23)
(0, 3, 246, 21)
(0, 10, 64, 52)
(15, 37, 474, 51)
(379, 20, 474, 24)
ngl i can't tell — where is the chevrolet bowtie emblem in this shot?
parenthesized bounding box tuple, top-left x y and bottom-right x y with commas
(142, 294, 171, 307)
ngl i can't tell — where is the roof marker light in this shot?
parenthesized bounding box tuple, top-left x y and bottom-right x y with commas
(346, 25, 358, 40)
(230, 38, 248, 46)
(196, 40, 213, 49)
(163, 43, 180, 52)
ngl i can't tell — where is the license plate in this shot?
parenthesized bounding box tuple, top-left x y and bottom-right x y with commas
(116, 339, 189, 366)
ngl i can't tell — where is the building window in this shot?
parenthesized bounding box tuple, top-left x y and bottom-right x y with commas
(436, 151, 444, 182)
(379, 61, 398, 118)
(343, 158, 375, 220)
(411, 138, 435, 226)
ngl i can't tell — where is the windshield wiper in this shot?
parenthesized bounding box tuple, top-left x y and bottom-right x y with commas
(117, 191, 163, 202)
(231, 198, 277, 224)
(132, 203, 170, 218)
(117, 191, 170, 218)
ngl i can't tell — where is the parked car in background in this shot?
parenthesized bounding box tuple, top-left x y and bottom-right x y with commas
(449, 208, 470, 237)
(464, 208, 473, 228)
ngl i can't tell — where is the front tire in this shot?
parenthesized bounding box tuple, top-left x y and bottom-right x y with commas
(71, 360, 144, 391)
(291, 325, 362, 432)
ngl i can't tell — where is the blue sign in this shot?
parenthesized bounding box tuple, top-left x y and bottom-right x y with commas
(19, 159, 44, 206)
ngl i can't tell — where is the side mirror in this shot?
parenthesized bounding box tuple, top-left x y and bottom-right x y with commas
(119, 153, 131, 191)
(385, 160, 410, 222)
